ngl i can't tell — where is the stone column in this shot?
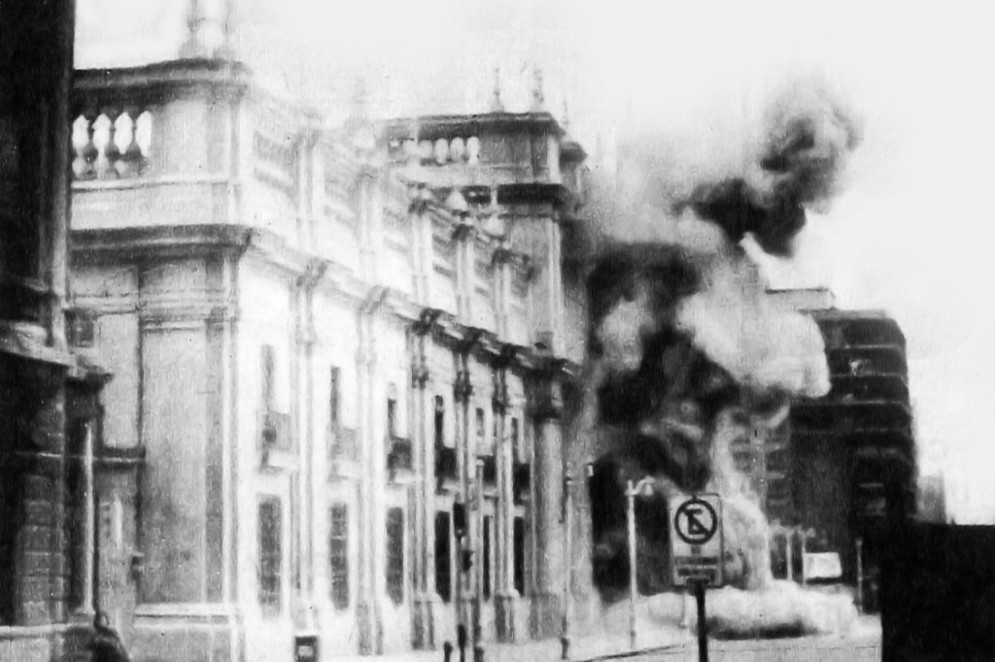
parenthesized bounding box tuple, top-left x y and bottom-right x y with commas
(529, 375, 564, 639)
(355, 311, 383, 654)
(411, 327, 439, 649)
(494, 365, 516, 641)
(452, 358, 475, 649)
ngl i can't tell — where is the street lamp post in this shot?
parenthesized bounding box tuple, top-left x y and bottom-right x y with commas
(625, 478, 655, 650)
(855, 537, 864, 614)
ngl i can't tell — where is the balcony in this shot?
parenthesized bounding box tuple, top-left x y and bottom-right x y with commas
(513, 461, 531, 504)
(435, 445, 457, 483)
(386, 435, 413, 474)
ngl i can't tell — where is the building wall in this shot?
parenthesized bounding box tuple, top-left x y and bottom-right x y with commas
(70, 61, 591, 662)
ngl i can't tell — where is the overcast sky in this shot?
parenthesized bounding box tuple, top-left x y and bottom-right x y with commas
(77, 0, 995, 523)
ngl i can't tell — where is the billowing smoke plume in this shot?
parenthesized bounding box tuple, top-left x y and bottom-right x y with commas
(582, 77, 863, 605)
(677, 80, 863, 256)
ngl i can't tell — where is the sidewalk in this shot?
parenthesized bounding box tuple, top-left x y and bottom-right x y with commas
(334, 616, 881, 662)
(336, 624, 687, 662)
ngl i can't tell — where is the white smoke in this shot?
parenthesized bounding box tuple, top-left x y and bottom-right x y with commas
(677, 250, 831, 399)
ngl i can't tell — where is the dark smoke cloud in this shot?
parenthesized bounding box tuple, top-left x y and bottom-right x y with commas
(581, 76, 862, 600)
(675, 79, 863, 257)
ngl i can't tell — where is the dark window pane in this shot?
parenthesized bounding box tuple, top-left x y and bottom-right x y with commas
(330, 367, 340, 426)
(434, 396, 445, 448)
(330, 503, 349, 609)
(511, 418, 520, 460)
(435, 511, 451, 603)
(483, 516, 492, 600)
(514, 516, 525, 595)
(386, 507, 404, 605)
(258, 497, 282, 610)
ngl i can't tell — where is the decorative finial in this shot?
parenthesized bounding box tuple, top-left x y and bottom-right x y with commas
(532, 66, 546, 111)
(490, 67, 504, 112)
(179, 0, 208, 59)
(216, 0, 239, 60)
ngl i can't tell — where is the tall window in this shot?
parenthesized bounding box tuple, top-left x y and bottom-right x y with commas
(330, 503, 349, 610)
(261, 345, 275, 410)
(434, 396, 445, 447)
(482, 515, 492, 600)
(258, 497, 283, 610)
(329, 366, 341, 428)
(475, 407, 485, 450)
(511, 418, 521, 460)
(386, 507, 405, 605)
(434, 511, 451, 603)
(66, 420, 89, 613)
(387, 384, 398, 438)
(513, 516, 526, 595)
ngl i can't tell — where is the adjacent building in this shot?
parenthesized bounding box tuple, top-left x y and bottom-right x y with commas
(69, 57, 592, 662)
(0, 2, 110, 661)
(747, 289, 916, 605)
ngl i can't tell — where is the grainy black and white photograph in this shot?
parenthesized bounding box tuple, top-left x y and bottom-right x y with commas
(1, 1, 993, 661)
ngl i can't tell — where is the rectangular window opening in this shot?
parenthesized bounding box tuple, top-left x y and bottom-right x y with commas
(386, 507, 405, 605)
(261, 345, 276, 410)
(435, 511, 451, 603)
(258, 496, 283, 611)
(514, 516, 526, 596)
(483, 515, 492, 601)
(330, 503, 349, 610)
(330, 366, 341, 427)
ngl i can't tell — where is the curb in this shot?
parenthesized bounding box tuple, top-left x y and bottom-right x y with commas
(575, 643, 686, 662)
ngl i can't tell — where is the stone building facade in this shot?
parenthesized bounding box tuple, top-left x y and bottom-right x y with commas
(69, 58, 592, 662)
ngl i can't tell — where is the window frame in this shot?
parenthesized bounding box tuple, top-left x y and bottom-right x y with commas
(385, 507, 405, 605)
(329, 502, 350, 610)
(257, 495, 284, 613)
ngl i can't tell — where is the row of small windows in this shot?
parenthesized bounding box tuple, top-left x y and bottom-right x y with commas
(257, 500, 406, 612)
(433, 510, 528, 604)
(264, 350, 524, 458)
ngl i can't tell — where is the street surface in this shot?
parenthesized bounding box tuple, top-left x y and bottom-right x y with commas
(621, 636, 880, 662)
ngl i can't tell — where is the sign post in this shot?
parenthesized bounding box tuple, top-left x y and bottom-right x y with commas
(669, 494, 723, 662)
(692, 580, 708, 662)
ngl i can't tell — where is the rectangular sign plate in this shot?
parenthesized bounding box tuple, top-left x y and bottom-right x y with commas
(669, 493, 724, 588)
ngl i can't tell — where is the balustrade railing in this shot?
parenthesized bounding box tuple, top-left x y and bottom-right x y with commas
(387, 136, 481, 166)
(71, 108, 152, 180)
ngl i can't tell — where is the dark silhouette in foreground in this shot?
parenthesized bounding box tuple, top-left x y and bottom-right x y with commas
(89, 611, 131, 662)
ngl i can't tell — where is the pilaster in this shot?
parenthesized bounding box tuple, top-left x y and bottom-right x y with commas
(410, 323, 440, 650)
(355, 305, 383, 655)
(528, 374, 564, 639)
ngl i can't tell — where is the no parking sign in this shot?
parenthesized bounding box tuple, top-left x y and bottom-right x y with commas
(669, 493, 724, 588)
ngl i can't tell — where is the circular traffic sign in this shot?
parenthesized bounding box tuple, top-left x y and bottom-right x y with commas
(674, 498, 719, 545)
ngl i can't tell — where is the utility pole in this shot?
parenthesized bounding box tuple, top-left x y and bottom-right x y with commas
(625, 478, 655, 650)
(626, 480, 637, 650)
